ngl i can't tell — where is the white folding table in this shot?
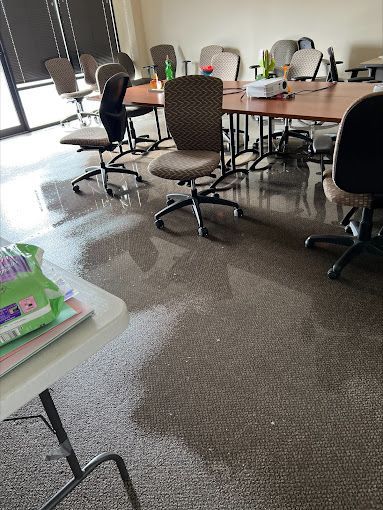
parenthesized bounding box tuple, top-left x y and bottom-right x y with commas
(0, 246, 140, 509)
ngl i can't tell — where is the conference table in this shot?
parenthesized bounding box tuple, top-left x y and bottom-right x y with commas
(121, 80, 375, 177)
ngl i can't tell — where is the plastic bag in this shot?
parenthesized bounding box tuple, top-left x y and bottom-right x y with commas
(0, 244, 64, 345)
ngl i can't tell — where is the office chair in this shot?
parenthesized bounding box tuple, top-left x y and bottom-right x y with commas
(298, 37, 315, 50)
(271, 48, 323, 151)
(60, 72, 142, 196)
(79, 54, 98, 90)
(305, 91, 383, 279)
(96, 63, 161, 154)
(116, 52, 151, 86)
(211, 52, 240, 80)
(148, 44, 177, 81)
(270, 40, 298, 77)
(183, 45, 224, 75)
(148, 75, 243, 237)
(45, 57, 97, 126)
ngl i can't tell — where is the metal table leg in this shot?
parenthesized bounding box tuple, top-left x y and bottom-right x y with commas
(38, 389, 141, 510)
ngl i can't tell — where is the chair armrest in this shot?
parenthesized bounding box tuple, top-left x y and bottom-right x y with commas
(291, 76, 313, 81)
(313, 134, 335, 155)
(345, 66, 365, 72)
(182, 60, 191, 63)
(249, 65, 260, 69)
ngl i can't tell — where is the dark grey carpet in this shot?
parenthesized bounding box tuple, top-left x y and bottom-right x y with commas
(0, 118, 382, 510)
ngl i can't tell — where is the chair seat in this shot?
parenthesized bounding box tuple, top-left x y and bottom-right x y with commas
(60, 127, 110, 147)
(126, 105, 153, 118)
(148, 150, 220, 180)
(60, 87, 94, 99)
(323, 176, 372, 208)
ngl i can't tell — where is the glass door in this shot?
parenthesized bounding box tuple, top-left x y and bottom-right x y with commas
(0, 40, 28, 137)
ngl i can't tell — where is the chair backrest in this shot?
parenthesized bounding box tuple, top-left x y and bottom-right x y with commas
(99, 72, 129, 144)
(116, 52, 136, 81)
(96, 63, 127, 94)
(211, 52, 240, 81)
(79, 54, 98, 88)
(298, 37, 315, 50)
(270, 40, 298, 77)
(287, 49, 323, 80)
(327, 47, 339, 82)
(45, 57, 77, 95)
(164, 75, 223, 152)
(332, 91, 383, 195)
(199, 45, 223, 68)
(150, 44, 177, 81)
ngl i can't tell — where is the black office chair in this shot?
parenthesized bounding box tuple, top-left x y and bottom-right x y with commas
(96, 63, 161, 155)
(60, 72, 141, 197)
(298, 37, 315, 50)
(305, 91, 383, 279)
(116, 51, 151, 86)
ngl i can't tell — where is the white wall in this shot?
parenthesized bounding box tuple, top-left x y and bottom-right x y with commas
(114, 0, 383, 80)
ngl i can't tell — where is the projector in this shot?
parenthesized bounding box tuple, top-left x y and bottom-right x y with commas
(245, 78, 287, 98)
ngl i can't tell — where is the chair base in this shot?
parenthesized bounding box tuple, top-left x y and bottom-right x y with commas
(154, 184, 243, 237)
(71, 159, 141, 197)
(305, 208, 383, 279)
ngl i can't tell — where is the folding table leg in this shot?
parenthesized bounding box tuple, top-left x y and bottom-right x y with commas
(39, 389, 140, 510)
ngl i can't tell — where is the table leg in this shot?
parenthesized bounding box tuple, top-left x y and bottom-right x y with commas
(249, 116, 282, 171)
(38, 389, 140, 510)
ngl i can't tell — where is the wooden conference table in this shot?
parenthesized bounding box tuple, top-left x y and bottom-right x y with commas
(121, 80, 374, 173)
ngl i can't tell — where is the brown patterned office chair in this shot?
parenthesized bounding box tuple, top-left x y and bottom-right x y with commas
(60, 72, 141, 196)
(79, 54, 98, 90)
(96, 63, 159, 153)
(305, 92, 383, 279)
(45, 57, 97, 126)
(270, 40, 298, 77)
(211, 52, 240, 80)
(272, 48, 323, 151)
(200, 45, 223, 67)
(148, 75, 243, 237)
(150, 44, 177, 80)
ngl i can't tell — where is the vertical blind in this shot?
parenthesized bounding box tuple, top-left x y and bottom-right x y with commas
(0, 0, 119, 84)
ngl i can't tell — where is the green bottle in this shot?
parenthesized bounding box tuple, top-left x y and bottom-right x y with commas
(165, 55, 174, 80)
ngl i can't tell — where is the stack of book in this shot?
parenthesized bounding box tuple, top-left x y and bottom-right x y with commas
(0, 277, 93, 377)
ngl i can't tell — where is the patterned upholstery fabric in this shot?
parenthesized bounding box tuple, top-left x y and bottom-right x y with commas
(200, 45, 223, 68)
(117, 52, 136, 81)
(323, 176, 372, 208)
(211, 52, 240, 81)
(45, 58, 79, 95)
(80, 54, 98, 88)
(163, 75, 223, 152)
(96, 63, 126, 94)
(149, 150, 220, 180)
(148, 75, 223, 181)
(270, 40, 298, 77)
(60, 127, 110, 147)
(150, 44, 177, 81)
(61, 89, 94, 99)
(287, 49, 323, 80)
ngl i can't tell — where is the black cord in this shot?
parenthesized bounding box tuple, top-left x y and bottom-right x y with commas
(294, 83, 337, 95)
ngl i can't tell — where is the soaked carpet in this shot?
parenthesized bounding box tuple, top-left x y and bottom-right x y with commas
(0, 114, 382, 510)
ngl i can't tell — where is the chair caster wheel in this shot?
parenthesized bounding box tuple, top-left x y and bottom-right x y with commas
(327, 268, 340, 280)
(166, 199, 175, 205)
(155, 219, 164, 229)
(198, 227, 208, 237)
(213, 193, 220, 198)
(136, 175, 142, 182)
(72, 185, 80, 193)
(234, 208, 243, 218)
(344, 225, 352, 234)
(305, 238, 314, 248)
(106, 188, 114, 197)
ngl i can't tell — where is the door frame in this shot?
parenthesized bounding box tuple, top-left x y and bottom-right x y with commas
(0, 35, 29, 138)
